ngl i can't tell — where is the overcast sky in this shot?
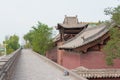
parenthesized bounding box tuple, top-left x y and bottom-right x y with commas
(0, 0, 119, 44)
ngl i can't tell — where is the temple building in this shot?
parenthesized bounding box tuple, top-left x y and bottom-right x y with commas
(56, 15, 88, 41)
(46, 16, 120, 80)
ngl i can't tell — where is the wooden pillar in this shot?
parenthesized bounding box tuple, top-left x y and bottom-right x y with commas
(60, 28, 64, 41)
(62, 30, 64, 41)
(60, 30, 62, 41)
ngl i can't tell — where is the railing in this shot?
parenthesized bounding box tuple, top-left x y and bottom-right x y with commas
(0, 48, 21, 80)
(63, 27, 87, 44)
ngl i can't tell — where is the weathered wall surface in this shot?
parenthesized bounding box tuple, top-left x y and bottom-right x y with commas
(61, 51, 120, 69)
(80, 51, 120, 69)
(46, 47, 57, 62)
(62, 51, 81, 69)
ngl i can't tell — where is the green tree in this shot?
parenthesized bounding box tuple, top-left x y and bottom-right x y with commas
(24, 31, 34, 48)
(104, 5, 120, 25)
(24, 22, 53, 55)
(104, 5, 120, 65)
(103, 27, 120, 65)
(3, 35, 20, 54)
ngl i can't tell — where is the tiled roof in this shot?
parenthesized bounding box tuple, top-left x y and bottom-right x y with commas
(63, 16, 78, 24)
(72, 67, 120, 78)
(58, 24, 108, 49)
(57, 16, 88, 29)
(53, 34, 60, 42)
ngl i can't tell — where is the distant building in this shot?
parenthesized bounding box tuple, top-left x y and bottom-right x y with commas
(0, 45, 5, 56)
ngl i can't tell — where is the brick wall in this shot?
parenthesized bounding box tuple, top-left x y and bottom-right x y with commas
(80, 51, 120, 69)
(46, 47, 57, 62)
(62, 51, 80, 69)
(61, 51, 120, 69)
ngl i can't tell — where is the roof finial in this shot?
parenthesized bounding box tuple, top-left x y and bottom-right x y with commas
(65, 15, 67, 18)
(76, 15, 78, 17)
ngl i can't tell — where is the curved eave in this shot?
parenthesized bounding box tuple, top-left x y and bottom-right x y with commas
(57, 23, 88, 30)
(58, 24, 109, 50)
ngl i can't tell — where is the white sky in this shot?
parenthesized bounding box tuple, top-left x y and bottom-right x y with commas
(0, 0, 119, 44)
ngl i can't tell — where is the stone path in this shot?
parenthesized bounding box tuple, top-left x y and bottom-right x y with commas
(11, 49, 74, 80)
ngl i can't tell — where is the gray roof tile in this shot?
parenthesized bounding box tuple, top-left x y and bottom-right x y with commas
(59, 24, 108, 49)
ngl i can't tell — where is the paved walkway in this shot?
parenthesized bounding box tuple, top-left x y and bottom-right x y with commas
(11, 49, 75, 80)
